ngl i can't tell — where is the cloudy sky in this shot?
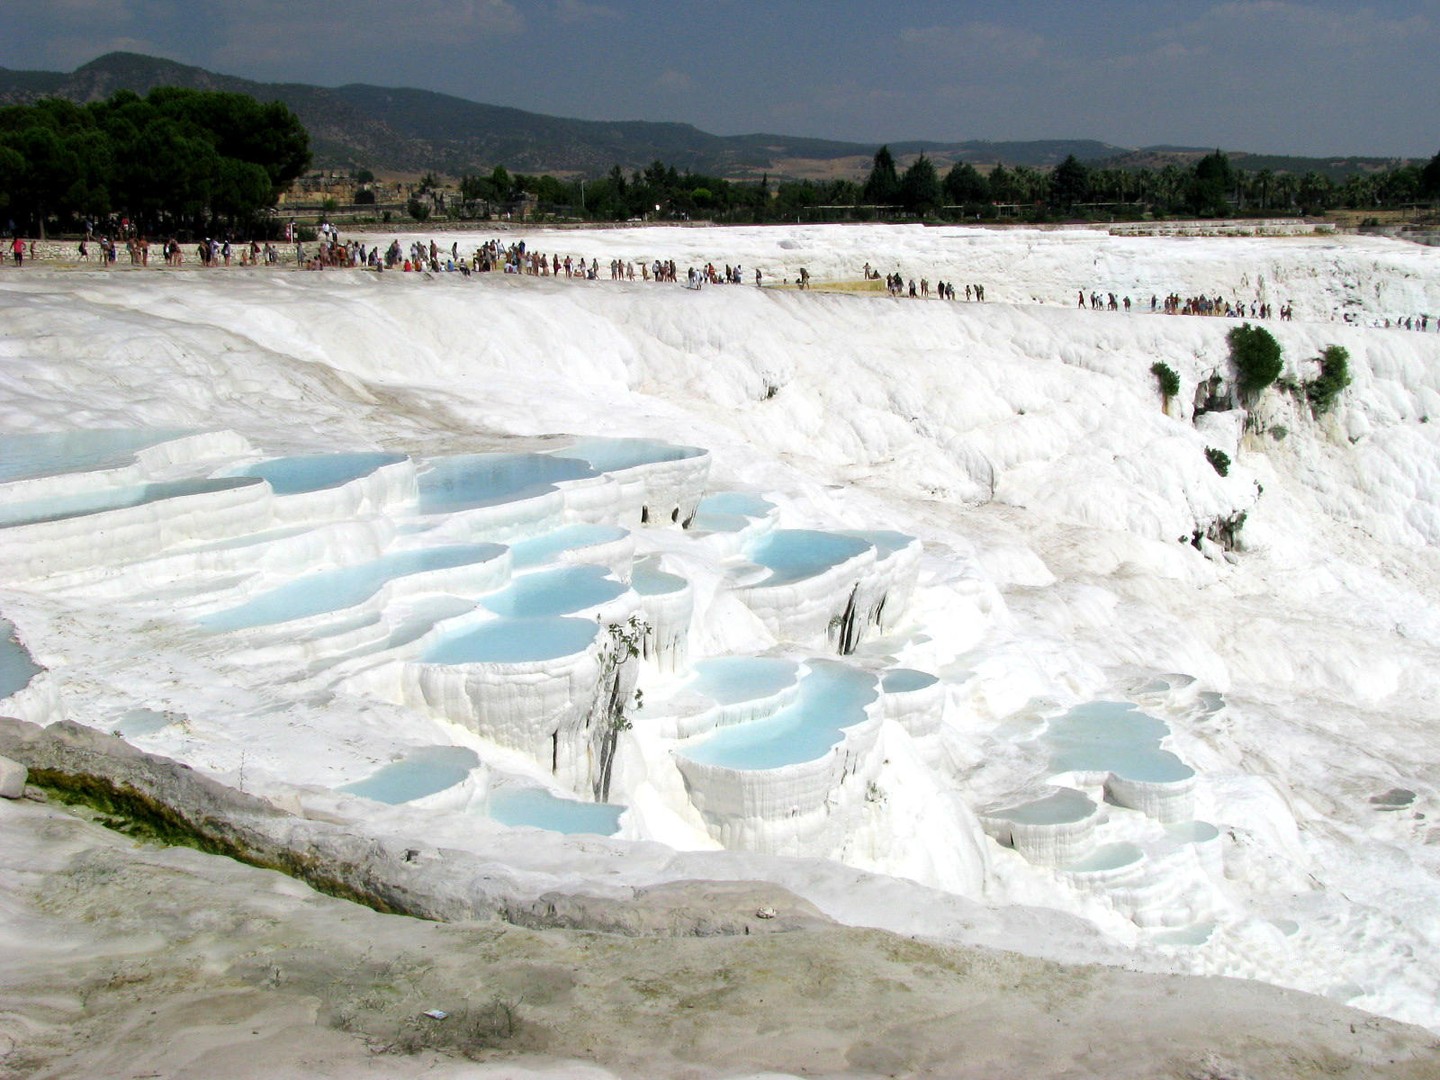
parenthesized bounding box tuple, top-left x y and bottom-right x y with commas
(3, 0, 1435, 158)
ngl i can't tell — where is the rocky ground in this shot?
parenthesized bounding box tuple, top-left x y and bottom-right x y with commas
(3, 773, 1439, 1079)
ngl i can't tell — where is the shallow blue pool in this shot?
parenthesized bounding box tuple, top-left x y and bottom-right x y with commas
(683, 661, 877, 770)
(0, 428, 191, 484)
(548, 436, 704, 472)
(1166, 820, 1221, 843)
(508, 523, 629, 569)
(988, 787, 1096, 826)
(479, 565, 626, 618)
(1152, 921, 1216, 946)
(839, 529, 914, 556)
(882, 668, 938, 693)
(339, 746, 480, 804)
(227, 452, 408, 496)
(743, 530, 872, 586)
(423, 616, 598, 664)
(198, 544, 507, 632)
(0, 621, 42, 698)
(688, 656, 798, 705)
(632, 562, 688, 596)
(112, 708, 176, 738)
(488, 786, 624, 835)
(1064, 841, 1144, 873)
(1045, 700, 1194, 783)
(0, 476, 262, 529)
(417, 453, 597, 513)
(690, 491, 774, 533)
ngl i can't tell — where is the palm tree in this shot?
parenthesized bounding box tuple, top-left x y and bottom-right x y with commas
(1254, 168, 1274, 211)
(1273, 173, 1299, 213)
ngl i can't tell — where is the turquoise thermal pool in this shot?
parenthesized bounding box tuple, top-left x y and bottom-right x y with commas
(632, 561, 688, 596)
(0, 428, 191, 484)
(417, 452, 597, 513)
(488, 786, 624, 835)
(198, 544, 506, 631)
(742, 529, 872, 586)
(226, 452, 408, 495)
(687, 656, 799, 705)
(422, 617, 599, 664)
(0, 476, 261, 529)
(987, 787, 1097, 826)
(1045, 700, 1195, 783)
(547, 436, 705, 472)
(508, 523, 629, 569)
(339, 746, 480, 804)
(477, 565, 626, 618)
(0, 621, 42, 698)
(689, 491, 774, 532)
(1064, 841, 1144, 873)
(881, 668, 939, 693)
(683, 661, 876, 770)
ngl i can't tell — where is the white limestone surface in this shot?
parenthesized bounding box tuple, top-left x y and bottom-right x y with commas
(2, 221, 1440, 1034)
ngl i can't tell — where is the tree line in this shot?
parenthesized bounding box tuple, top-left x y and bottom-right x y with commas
(454, 144, 1440, 225)
(3, 82, 1435, 232)
(0, 88, 310, 238)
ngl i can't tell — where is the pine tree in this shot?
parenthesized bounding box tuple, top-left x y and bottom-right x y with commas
(863, 145, 900, 205)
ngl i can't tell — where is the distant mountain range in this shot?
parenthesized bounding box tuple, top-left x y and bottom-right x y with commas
(0, 53, 1412, 181)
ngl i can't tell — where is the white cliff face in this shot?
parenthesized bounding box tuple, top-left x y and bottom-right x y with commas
(1, 222, 1439, 1032)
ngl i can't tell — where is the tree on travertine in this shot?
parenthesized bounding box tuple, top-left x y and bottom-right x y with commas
(1150, 362, 1180, 412)
(590, 616, 645, 803)
(1226, 322, 1283, 403)
(1306, 344, 1352, 416)
(1205, 447, 1231, 477)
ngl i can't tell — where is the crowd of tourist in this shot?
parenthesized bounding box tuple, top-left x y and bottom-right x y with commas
(1078, 290, 1293, 320)
(5, 225, 1435, 332)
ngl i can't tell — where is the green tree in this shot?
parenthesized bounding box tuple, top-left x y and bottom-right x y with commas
(987, 163, 1019, 203)
(943, 161, 989, 205)
(1306, 345, 1352, 415)
(489, 164, 513, 200)
(145, 87, 309, 196)
(0, 87, 308, 234)
(1189, 150, 1233, 216)
(1253, 167, 1275, 210)
(1422, 149, 1440, 199)
(212, 158, 273, 224)
(1049, 154, 1091, 211)
(898, 154, 941, 215)
(1227, 322, 1283, 402)
(863, 145, 901, 205)
(1151, 362, 1181, 408)
(1297, 171, 1333, 212)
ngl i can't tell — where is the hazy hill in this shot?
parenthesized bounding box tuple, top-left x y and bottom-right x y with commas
(0, 52, 1408, 181)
